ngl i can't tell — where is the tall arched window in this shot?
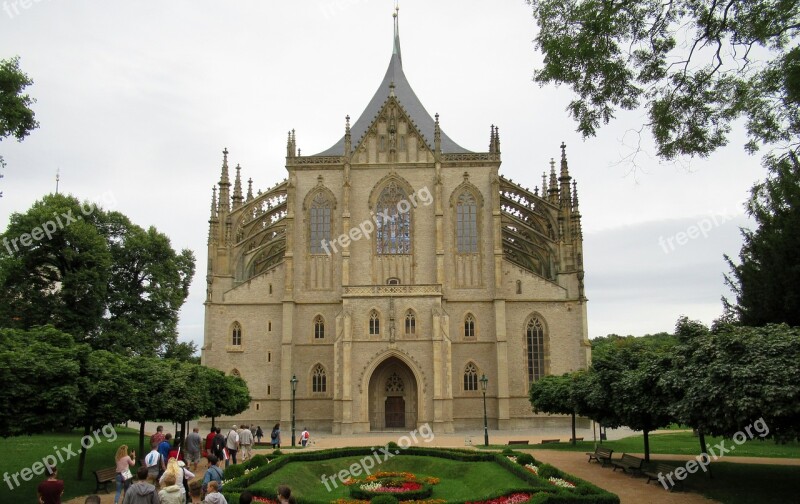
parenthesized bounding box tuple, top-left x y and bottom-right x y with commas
(312, 364, 327, 393)
(464, 314, 476, 337)
(456, 192, 478, 253)
(464, 362, 478, 391)
(526, 317, 545, 382)
(309, 191, 332, 254)
(369, 310, 380, 335)
(405, 310, 416, 335)
(231, 322, 242, 346)
(376, 181, 411, 255)
(314, 315, 325, 339)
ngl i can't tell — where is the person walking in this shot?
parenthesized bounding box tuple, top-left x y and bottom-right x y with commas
(157, 473, 183, 504)
(37, 466, 64, 504)
(144, 445, 165, 481)
(204, 481, 227, 504)
(211, 427, 226, 461)
(270, 423, 281, 449)
(159, 458, 194, 500)
(122, 466, 159, 504)
(114, 445, 136, 504)
(238, 425, 253, 461)
(300, 428, 310, 448)
(185, 427, 202, 471)
(202, 455, 224, 496)
(150, 425, 165, 450)
(225, 425, 239, 467)
(255, 426, 263, 444)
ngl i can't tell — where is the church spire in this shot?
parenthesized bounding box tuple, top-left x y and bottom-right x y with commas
(218, 148, 231, 215)
(232, 164, 244, 209)
(548, 157, 559, 205)
(247, 177, 253, 201)
(393, 2, 402, 63)
(559, 142, 572, 211)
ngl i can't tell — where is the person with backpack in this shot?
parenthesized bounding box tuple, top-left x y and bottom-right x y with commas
(144, 445, 164, 480)
(225, 425, 240, 467)
(202, 455, 224, 497)
(270, 423, 281, 449)
(211, 427, 226, 461)
(300, 428, 310, 448)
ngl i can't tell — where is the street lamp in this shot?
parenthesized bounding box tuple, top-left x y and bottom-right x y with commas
(290, 374, 298, 447)
(480, 374, 489, 446)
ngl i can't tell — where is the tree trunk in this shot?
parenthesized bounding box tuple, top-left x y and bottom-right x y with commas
(76, 425, 91, 480)
(571, 412, 577, 445)
(698, 429, 713, 479)
(211, 416, 216, 429)
(643, 429, 651, 462)
(138, 421, 146, 464)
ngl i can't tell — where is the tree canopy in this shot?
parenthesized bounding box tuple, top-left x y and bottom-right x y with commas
(0, 56, 39, 195)
(724, 154, 800, 326)
(527, 0, 800, 165)
(0, 193, 196, 356)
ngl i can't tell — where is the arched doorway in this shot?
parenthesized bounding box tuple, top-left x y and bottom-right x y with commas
(367, 356, 418, 431)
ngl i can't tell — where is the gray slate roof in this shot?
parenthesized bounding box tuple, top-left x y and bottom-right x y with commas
(314, 25, 471, 156)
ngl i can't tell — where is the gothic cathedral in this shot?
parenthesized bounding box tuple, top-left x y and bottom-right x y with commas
(202, 12, 590, 433)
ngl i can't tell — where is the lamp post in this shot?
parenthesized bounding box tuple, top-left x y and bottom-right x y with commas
(290, 374, 298, 447)
(480, 374, 489, 446)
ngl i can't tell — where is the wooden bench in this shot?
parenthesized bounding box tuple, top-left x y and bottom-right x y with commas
(94, 467, 117, 493)
(507, 440, 529, 445)
(571, 437, 584, 442)
(611, 453, 644, 474)
(586, 446, 613, 466)
(644, 463, 681, 490)
(540, 439, 560, 444)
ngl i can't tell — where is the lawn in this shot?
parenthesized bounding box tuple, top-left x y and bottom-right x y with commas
(0, 426, 141, 502)
(674, 460, 800, 504)
(250, 454, 535, 502)
(484, 431, 800, 458)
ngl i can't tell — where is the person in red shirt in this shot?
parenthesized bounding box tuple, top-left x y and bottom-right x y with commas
(204, 427, 216, 461)
(37, 466, 64, 504)
(149, 425, 165, 449)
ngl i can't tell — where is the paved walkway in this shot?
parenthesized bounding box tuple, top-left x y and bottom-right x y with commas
(64, 427, 799, 504)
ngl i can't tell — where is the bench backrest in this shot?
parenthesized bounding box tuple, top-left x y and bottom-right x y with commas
(655, 463, 676, 474)
(597, 446, 613, 456)
(96, 467, 117, 479)
(620, 454, 643, 467)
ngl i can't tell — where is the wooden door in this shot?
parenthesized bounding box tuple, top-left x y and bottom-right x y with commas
(385, 396, 405, 428)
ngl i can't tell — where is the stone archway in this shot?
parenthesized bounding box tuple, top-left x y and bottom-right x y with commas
(367, 356, 418, 431)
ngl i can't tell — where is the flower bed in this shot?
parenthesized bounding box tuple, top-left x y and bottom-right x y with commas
(465, 492, 533, 504)
(347, 471, 435, 500)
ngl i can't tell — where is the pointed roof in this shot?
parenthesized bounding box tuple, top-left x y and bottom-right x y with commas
(315, 8, 470, 156)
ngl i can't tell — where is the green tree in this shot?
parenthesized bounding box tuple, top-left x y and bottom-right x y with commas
(724, 154, 800, 326)
(0, 56, 39, 195)
(529, 372, 585, 444)
(526, 0, 800, 163)
(672, 320, 800, 442)
(0, 194, 111, 337)
(0, 327, 83, 436)
(584, 336, 677, 461)
(0, 194, 196, 356)
(198, 366, 251, 428)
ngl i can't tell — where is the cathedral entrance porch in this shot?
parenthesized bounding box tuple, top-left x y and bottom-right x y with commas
(368, 356, 418, 431)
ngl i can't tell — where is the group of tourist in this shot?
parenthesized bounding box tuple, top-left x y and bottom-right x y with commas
(36, 422, 300, 504)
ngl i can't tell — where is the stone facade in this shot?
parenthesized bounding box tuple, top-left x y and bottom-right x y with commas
(201, 12, 590, 434)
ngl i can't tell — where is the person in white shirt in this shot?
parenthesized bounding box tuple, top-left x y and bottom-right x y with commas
(225, 425, 239, 467)
(238, 425, 253, 461)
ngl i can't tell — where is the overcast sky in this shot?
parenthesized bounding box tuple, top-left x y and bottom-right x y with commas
(0, 1, 765, 348)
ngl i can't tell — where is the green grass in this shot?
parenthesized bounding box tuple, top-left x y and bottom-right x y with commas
(0, 427, 141, 502)
(250, 454, 535, 501)
(672, 460, 800, 504)
(482, 432, 800, 458)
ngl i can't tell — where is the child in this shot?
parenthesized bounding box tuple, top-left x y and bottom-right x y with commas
(204, 481, 228, 504)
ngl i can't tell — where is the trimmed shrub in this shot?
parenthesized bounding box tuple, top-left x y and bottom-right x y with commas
(245, 454, 270, 469)
(272, 449, 283, 456)
(537, 463, 559, 480)
(224, 463, 247, 479)
(371, 495, 399, 504)
(501, 448, 514, 456)
(387, 441, 400, 452)
(516, 453, 535, 466)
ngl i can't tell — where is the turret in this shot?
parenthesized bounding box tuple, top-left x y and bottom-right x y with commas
(232, 164, 244, 209)
(217, 148, 231, 216)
